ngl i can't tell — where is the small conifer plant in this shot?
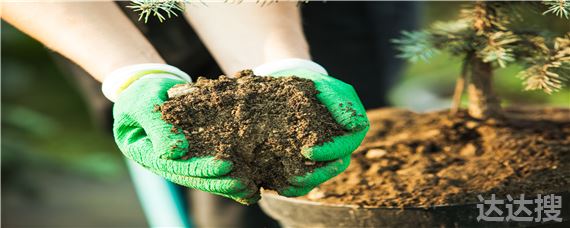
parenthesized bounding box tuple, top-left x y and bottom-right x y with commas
(393, 1, 569, 119)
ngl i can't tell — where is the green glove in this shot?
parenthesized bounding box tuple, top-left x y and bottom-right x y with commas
(255, 61, 370, 197)
(279, 155, 352, 196)
(106, 65, 258, 204)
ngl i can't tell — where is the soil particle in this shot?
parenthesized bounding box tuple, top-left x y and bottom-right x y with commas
(299, 107, 570, 208)
(159, 70, 345, 192)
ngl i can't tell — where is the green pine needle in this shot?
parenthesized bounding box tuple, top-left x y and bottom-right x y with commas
(518, 65, 568, 94)
(482, 49, 515, 68)
(127, 0, 291, 23)
(431, 19, 470, 35)
(543, 0, 570, 19)
(392, 31, 439, 63)
(479, 32, 519, 68)
(518, 34, 570, 94)
(127, 0, 186, 23)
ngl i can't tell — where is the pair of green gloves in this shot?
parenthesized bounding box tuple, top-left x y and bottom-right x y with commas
(104, 60, 369, 204)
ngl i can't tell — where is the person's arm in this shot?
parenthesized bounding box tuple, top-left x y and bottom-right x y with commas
(3, 1, 258, 203)
(184, 2, 310, 74)
(2, 1, 163, 81)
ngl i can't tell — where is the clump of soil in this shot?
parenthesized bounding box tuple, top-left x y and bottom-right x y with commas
(300, 107, 570, 208)
(159, 70, 345, 192)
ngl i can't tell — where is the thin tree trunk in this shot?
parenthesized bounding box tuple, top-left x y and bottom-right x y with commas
(467, 57, 502, 119)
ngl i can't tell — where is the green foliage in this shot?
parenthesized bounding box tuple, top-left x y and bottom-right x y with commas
(478, 31, 519, 68)
(393, 1, 570, 95)
(543, 0, 570, 19)
(429, 20, 473, 56)
(127, 0, 186, 23)
(127, 0, 286, 23)
(392, 31, 439, 63)
(518, 34, 570, 93)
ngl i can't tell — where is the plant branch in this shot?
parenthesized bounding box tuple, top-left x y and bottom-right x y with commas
(450, 55, 471, 115)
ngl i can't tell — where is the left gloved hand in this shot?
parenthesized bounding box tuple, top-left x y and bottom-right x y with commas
(103, 64, 258, 204)
(254, 59, 370, 196)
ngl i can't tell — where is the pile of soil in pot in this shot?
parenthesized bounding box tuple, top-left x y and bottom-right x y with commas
(159, 70, 346, 192)
(300, 107, 570, 208)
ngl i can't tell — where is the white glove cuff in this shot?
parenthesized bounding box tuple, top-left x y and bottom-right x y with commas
(252, 58, 328, 76)
(101, 63, 192, 102)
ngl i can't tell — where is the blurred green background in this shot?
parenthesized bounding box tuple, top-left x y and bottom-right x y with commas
(2, 2, 569, 227)
(1, 17, 147, 227)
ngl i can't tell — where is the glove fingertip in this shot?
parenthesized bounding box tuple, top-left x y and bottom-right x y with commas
(288, 174, 307, 186)
(236, 193, 261, 205)
(337, 155, 352, 171)
(290, 156, 350, 187)
(189, 156, 234, 177)
(229, 177, 259, 194)
(278, 186, 313, 197)
(218, 183, 260, 204)
(301, 146, 329, 161)
(213, 158, 234, 175)
(301, 136, 357, 162)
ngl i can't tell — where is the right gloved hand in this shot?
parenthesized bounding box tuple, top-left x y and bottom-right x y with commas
(253, 59, 369, 197)
(103, 64, 259, 204)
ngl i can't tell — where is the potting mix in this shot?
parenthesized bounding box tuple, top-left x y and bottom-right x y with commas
(301, 108, 570, 208)
(159, 70, 346, 191)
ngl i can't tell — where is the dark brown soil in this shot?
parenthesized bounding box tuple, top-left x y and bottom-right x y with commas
(159, 70, 345, 192)
(300, 107, 570, 208)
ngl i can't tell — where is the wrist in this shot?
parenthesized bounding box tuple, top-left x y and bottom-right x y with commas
(101, 63, 191, 102)
(253, 58, 327, 76)
(98, 56, 165, 80)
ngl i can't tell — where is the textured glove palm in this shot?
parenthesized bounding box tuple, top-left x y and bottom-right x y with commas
(113, 77, 258, 204)
(270, 69, 370, 196)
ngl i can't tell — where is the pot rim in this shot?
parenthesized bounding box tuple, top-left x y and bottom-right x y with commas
(262, 190, 570, 210)
(261, 191, 478, 210)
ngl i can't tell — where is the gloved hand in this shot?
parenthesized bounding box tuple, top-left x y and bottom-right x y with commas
(103, 64, 258, 204)
(254, 59, 370, 196)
